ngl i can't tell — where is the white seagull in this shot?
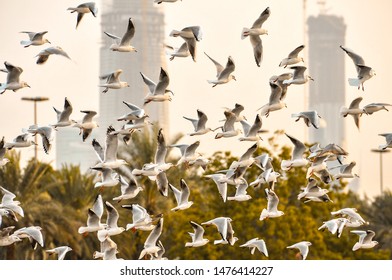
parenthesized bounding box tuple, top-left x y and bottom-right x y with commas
(78, 194, 106, 235)
(104, 17, 137, 52)
(332, 161, 358, 180)
(279, 45, 305, 68)
(13, 226, 44, 249)
(169, 179, 193, 211)
(214, 111, 242, 139)
(169, 26, 202, 62)
(46, 246, 72, 260)
(35, 46, 71, 65)
(20, 31, 50, 47)
(27, 125, 55, 155)
(239, 114, 264, 142)
(258, 82, 286, 117)
(67, 2, 98, 29)
(351, 230, 378, 251)
(227, 181, 252, 202)
(331, 208, 367, 225)
(202, 217, 235, 245)
(113, 175, 143, 202)
(340, 45, 375, 91)
(164, 42, 190, 61)
(183, 109, 213, 136)
(363, 102, 391, 115)
(260, 188, 284, 221)
(3, 132, 36, 150)
(139, 217, 163, 259)
(340, 97, 363, 130)
(73, 110, 98, 142)
(240, 237, 268, 257)
(122, 204, 157, 232)
(287, 241, 312, 260)
(141, 68, 173, 105)
(241, 7, 270, 67)
(52, 97, 76, 128)
(281, 133, 308, 171)
(318, 218, 349, 238)
(99, 69, 129, 93)
(0, 61, 30, 94)
(291, 110, 322, 129)
(204, 173, 228, 202)
(283, 66, 314, 85)
(185, 221, 209, 247)
(97, 201, 125, 242)
(117, 101, 146, 122)
(205, 52, 236, 87)
(378, 133, 392, 150)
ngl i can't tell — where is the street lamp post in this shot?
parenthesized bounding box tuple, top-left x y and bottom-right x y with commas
(21, 96, 49, 160)
(371, 148, 391, 194)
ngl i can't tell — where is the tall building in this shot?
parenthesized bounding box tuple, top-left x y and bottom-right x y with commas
(307, 13, 346, 146)
(99, 0, 169, 140)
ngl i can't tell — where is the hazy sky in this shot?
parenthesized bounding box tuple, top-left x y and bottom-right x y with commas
(0, 0, 391, 198)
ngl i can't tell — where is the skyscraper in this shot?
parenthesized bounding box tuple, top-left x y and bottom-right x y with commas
(99, 0, 169, 139)
(307, 13, 346, 146)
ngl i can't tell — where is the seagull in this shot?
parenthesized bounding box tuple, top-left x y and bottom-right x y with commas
(340, 45, 375, 91)
(269, 73, 293, 101)
(46, 246, 72, 260)
(222, 103, 246, 122)
(20, 31, 50, 47)
(139, 217, 163, 259)
(169, 179, 193, 211)
(258, 82, 286, 117)
(283, 66, 314, 85)
(340, 97, 363, 130)
(185, 221, 209, 247)
(201, 217, 234, 244)
(93, 168, 119, 189)
(378, 133, 392, 150)
(104, 17, 137, 52)
(122, 204, 157, 232)
(239, 114, 265, 142)
(0, 208, 17, 227)
(241, 7, 270, 67)
(362, 102, 392, 115)
(92, 126, 128, 170)
(331, 208, 367, 225)
(97, 201, 125, 242)
(0, 226, 22, 246)
(113, 175, 143, 202)
(215, 111, 242, 139)
(164, 42, 190, 61)
(67, 2, 98, 29)
(35, 46, 71, 65)
(259, 188, 284, 221)
(73, 110, 98, 142)
(169, 140, 201, 167)
(51, 97, 76, 128)
(13, 226, 44, 249)
(141, 68, 173, 105)
(27, 125, 55, 154)
(183, 109, 213, 136)
(0, 61, 30, 94)
(279, 45, 305, 68)
(117, 101, 146, 121)
(3, 132, 36, 149)
(351, 230, 378, 251)
(227, 181, 252, 202)
(0, 137, 10, 166)
(205, 52, 236, 87)
(213, 217, 238, 246)
(78, 194, 107, 235)
(312, 143, 348, 159)
(297, 178, 331, 203)
(332, 161, 358, 180)
(169, 26, 202, 62)
(318, 218, 349, 238)
(287, 241, 312, 260)
(281, 133, 308, 171)
(291, 110, 322, 129)
(99, 69, 129, 93)
(250, 159, 280, 189)
(204, 173, 228, 202)
(240, 238, 268, 257)
(93, 236, 121, 260)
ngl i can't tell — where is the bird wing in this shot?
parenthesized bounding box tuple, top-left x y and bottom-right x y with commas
(349, 97, 363, 109)
(251, 7, 271, 28)
(153, 68, 170, 96)
(105, 201, 119, 228)
(104, 126, 118, 162)
(217, 56, 235, 80)
(140, 72, 156, 94)
(288, 45, 305, 58)
(285, 133, 306, 160)
(154, 128, 167, 164)
(204, 52, 224, 77)
(120, 18, 136, 45)
(250, 35, 263, 67)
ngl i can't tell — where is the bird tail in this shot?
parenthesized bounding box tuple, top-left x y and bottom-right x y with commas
(352, 242, 361, 251)
(280, 160, 291, 171)
(340, 106, 349, 117)
(20, 40, 31, 47)
(348, 78, 360, 87)
(185, 242, 193, 247)
(259, 209, 268, 221)
(297, 191, 306, 200)
(378, 144, 388, 150)
(169, 30, 181, 37)
(241, 27, 250, 39)
(77, 227, 87, 234)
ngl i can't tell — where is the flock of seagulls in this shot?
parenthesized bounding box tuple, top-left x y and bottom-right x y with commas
(0, 1, 390, 260)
